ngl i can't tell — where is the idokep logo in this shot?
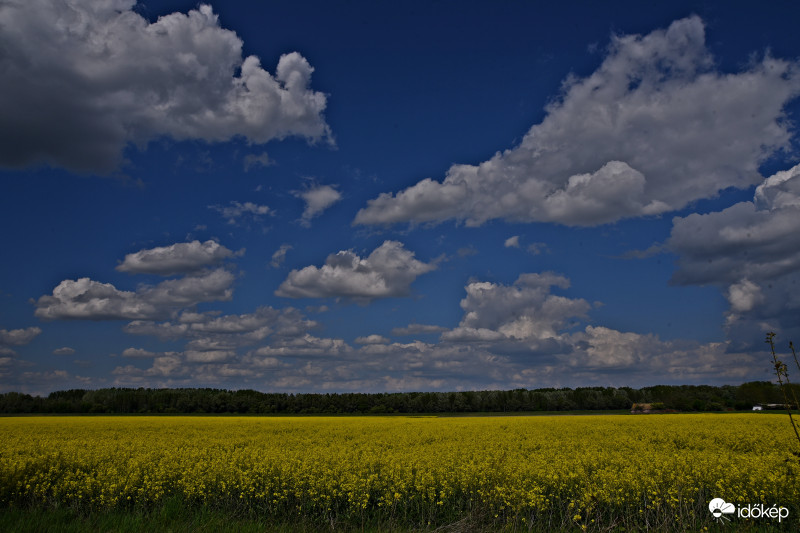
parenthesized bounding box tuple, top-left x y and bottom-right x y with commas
(709, 498, 735, 523)
(709, 498, 790, 524)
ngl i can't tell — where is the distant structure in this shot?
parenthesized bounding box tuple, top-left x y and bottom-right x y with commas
(752, 404, 792, 410)
(631, 402, 671, 414)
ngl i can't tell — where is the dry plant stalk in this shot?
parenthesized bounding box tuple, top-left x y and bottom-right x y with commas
(765, 332, 800, 452)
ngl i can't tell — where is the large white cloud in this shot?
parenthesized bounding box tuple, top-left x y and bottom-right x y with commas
(0, 1, 331, 174)
(668, 163, 800, 344)
(34, 268, 235, 320)
(443, 272, 591, 344)
(355, 16, 800, 227)
(569, 326, 661, 369)
(275, 241, 436, 301)
(116, 240, 235, 275)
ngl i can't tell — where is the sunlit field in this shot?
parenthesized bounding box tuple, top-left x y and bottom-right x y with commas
(2, 414, 798, 531)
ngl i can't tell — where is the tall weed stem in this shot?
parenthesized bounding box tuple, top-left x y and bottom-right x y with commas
(765, 332, 800, 451)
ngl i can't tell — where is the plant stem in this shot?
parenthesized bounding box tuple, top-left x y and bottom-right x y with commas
(766, 332, 800, 450)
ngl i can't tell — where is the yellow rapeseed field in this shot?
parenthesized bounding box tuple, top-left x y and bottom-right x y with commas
(1, 414, 798, 529)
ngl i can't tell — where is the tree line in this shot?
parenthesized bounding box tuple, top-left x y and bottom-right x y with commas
(0, 381, 795, 415)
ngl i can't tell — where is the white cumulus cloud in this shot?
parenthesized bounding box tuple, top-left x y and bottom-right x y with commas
(117, 240, 235, 275)
(34, 269, 235, 321)
(443, 272, 591, 343)
(0, 1, 331, 174)
(668, 163, 800, 344)
(276, 241, 436, 302)
(355, 16, 800, 227)
(727, 280, 765, 314)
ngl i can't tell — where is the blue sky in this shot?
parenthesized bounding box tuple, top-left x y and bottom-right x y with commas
(2, 0, 800, 395)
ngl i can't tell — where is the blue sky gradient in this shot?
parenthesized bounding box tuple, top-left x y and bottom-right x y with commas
(2, 0, 800, 394)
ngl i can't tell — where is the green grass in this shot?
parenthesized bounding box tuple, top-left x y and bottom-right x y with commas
(2, 505, 796, 533)
(1, 499, 328, 533)
(3, 489, 799, 533)
(0, 503, 495, 533)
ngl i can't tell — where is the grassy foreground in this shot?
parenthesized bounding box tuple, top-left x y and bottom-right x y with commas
(2, 503, 795, 532)
(2, 414, 798, 531)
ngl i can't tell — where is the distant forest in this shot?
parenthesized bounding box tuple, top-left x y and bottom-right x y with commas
(1, 381, 797, 414)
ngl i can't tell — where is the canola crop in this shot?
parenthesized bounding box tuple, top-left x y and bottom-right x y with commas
(1, 414, 798, 529)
